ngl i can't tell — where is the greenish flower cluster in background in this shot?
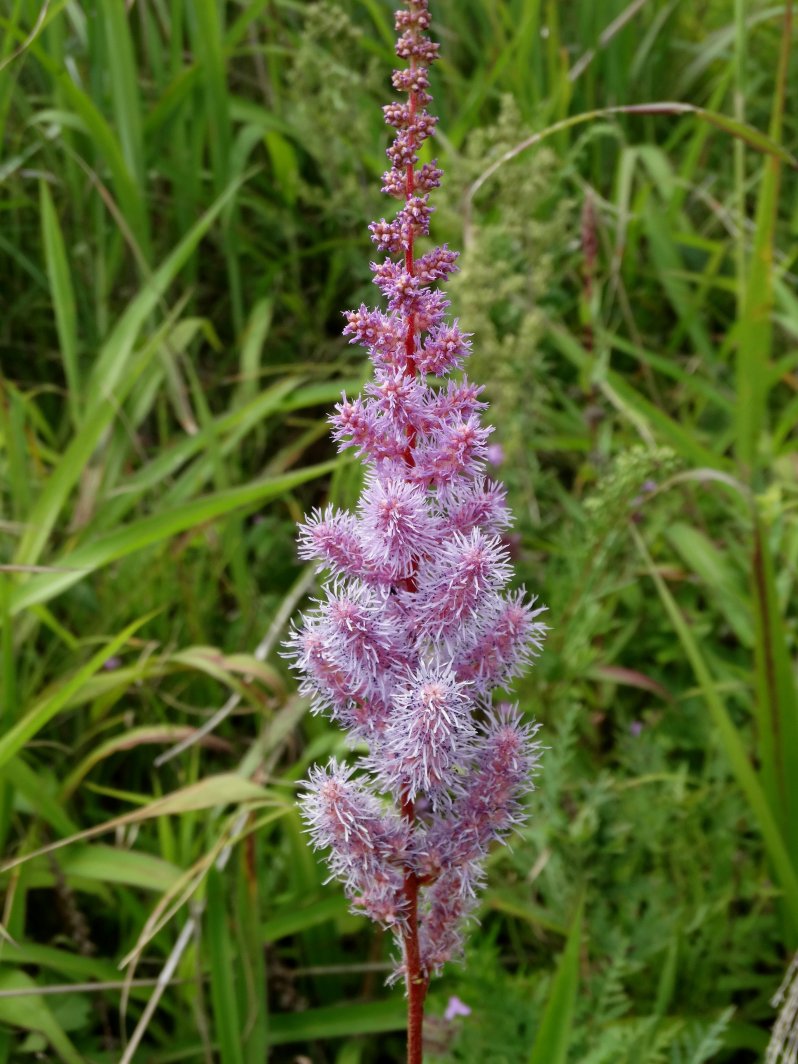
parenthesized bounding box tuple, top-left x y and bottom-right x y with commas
(447, 96, 572, 500)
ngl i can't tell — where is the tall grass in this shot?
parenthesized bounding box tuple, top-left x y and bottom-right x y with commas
(0, 0, 796, 1060)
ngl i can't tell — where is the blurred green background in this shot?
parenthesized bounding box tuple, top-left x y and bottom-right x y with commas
(1, 0, 797, 1060)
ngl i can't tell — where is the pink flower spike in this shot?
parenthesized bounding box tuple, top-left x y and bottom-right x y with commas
(284, 0, 548, 1005)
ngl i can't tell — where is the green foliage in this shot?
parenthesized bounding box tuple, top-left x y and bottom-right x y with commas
(0, 0, 796, 1060)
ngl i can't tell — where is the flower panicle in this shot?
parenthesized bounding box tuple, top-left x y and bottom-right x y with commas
(285, 0, 547, 983)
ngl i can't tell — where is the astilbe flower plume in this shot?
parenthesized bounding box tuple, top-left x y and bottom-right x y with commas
(284, 2, 547, 1058)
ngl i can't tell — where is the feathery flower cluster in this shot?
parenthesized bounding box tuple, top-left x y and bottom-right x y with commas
(285, 0, 547, 990)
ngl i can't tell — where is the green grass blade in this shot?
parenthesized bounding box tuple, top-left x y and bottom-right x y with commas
(0, 776, 272, 875)
(752, 514, 798, 858)
(528, 897, 583, 1064)
(237, 840, 268, 1064)
(3, 757, 78, 838)
(13, 299, 186, 568)
(83, 176, 243, 416)
(15, 179, 243, 569)
(262, 895, 350, 943)
(102, 0, 145, 187)
(267, 999, 405, 1045)
(9, 458, 338, 614)
(0, 971, 84, 1064)
(666, 522, 753, 647)
(643, 204, 713, 362)
(21, 845, 182, 893)
(39, 180, 80, 426)
(27, 55, 149, 250)
(187, 0, 231, 193)
(206, 867, 245, 1064)
(0, 614, 151, 772)
(236, 296, 273, 407)
(633, 526, 798, 935)
(734, 2, 791, 476)
(548, 325, 729, 469)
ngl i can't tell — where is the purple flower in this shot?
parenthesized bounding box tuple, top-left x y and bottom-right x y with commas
(444, 995, 472, 1021)
(285, 0, 547, 1000)
(486, 443, 505, 467)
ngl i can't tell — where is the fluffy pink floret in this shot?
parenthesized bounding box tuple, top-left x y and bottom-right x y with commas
(415, 246, 459, 285)
(300, 760, 409, 924)
(428, 378, 486, 423)
(437, 477, 512, 535)
(320, 580, 399, 682)
(342, 306, 404, 365)
(447, 704, 542, 863)
(358, 475, 439, 578)
(284, 583, 403, 716)
(414, 529, 513, 642)
(414, 415, 492, 483)
(283, 619, 363, 718)
(379, 661, 475, 803)
(297, 506, 368, 577)
(416, 322, 471, 375)
(417, 866, 479, 976)
(366, 369, 427, 428)
(330, 394, 406, 462)
(455, 591, 548, 692)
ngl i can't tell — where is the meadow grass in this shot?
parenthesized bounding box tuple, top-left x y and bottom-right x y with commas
(0, 0, 796, 1060)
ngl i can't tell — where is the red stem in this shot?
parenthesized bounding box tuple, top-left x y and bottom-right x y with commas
(404, 60, 417, 357)
(398, 55, 427, 1063)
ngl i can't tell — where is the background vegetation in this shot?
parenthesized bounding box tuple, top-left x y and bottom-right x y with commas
(1, 0, 797, 1060)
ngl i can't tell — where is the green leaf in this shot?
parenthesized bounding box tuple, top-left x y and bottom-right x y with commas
(666, 522, 753, 646)
(83, 177, 242, 418)
(268, 1000, 406, 1045)
(9, 459, 338, 614)
(50, 845, 181, 892)
(102, 0, 145, 187)
(0, 971, 84, 1064)
(528, 897, 583, 1064)
(0, 775, 273, 876)
(3, 757, 78, 837)
(548, 324, 729, 470)
(12, 298, 187, 568)
(262, 895, 351, 943)
(633, 526, 798, 935)
(752, 515, 798, 861)
(39, 181, 79, 426)
(207, 868, 245, 1064)
(27, 76, 149, 248)
(0, 615, 152, 771)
